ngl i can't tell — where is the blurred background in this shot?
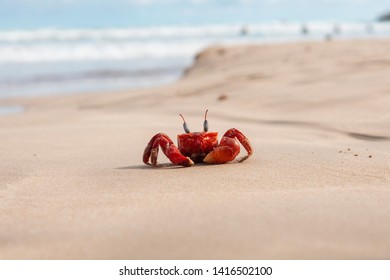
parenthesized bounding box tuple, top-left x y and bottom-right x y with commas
(0, 0, 389, 98)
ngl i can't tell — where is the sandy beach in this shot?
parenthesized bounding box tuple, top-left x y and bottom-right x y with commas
(1, 39, 390, 259)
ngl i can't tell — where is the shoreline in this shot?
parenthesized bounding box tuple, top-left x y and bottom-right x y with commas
(1, 38, 390, 259)
(0, 36, 389, 98)
(2, 17, 390, 98)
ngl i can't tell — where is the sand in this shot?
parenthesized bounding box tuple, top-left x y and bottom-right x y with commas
(1, 39, 390, 259)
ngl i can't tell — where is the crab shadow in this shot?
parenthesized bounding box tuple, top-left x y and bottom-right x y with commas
(116, 161, 240, 171)
(116, 164, 183, 170)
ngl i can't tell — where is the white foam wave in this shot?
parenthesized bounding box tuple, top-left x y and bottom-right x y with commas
(0, 25, 242, 43)
(0, 41, 208, 63)
(0, 21, 389, 63)
(1, 22, 388, 43)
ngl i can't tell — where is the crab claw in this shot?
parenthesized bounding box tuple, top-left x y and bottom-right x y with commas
(204, 128, 253, 164)
(143, 133, 194, 167)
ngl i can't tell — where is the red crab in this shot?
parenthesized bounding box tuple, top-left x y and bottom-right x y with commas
(143, 110, 253, 167)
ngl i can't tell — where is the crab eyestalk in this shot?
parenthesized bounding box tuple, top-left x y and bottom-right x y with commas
(203, 109, 209, 132)
(179, 114, 190, 133)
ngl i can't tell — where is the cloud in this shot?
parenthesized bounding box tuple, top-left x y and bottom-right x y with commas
(0, 0, 382, 5)
(125, 0, 380, 6)
(126, 0, 177, 6)
(190, 0, 209, 3)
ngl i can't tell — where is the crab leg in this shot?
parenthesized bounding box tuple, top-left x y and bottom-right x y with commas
(143, 133, 194, 167)
(203, 128, 253, 164)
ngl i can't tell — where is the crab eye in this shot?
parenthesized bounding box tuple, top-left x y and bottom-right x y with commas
(203, 109, 209, 132)
(179, 114, 190, 133)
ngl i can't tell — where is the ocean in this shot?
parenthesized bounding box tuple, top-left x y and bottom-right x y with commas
(1, 21, 389, 98)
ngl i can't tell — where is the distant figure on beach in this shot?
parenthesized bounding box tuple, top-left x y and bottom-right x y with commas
(333, 24, 341, 35)
(324, 34, 333, 41)
(240, 25, 249, 36)
(366, 23, 374, 33)
(301, 24, 309, 35)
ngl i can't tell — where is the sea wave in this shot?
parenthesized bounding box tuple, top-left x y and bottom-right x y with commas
(0, 41, 208, 63)
(0, 21, 389, 63)
(1, 21, 389, 98)
(1, 21, 388, 43)
(0, 26, 241, 42)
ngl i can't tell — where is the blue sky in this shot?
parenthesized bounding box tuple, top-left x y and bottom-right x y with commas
(0, 0, 389, 29)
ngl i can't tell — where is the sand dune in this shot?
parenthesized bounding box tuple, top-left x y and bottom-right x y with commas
(1, 39, 390, 259)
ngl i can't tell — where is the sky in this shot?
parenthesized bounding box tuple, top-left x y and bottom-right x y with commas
(0, 0, 389, 29)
